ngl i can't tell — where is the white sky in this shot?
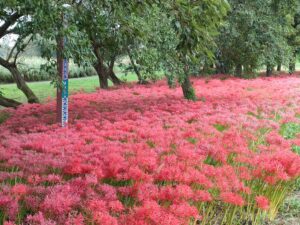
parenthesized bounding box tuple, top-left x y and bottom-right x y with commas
(0, 19, 19, 47)
(0, 34, 18, 47)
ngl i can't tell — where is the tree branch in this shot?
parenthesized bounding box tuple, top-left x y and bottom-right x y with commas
(0, 94, 21, 108)
(0, 56, 12, 68)
(0, 12, 22, 39)
(7, 40, 19, 62)
(12, 35, 33, 64)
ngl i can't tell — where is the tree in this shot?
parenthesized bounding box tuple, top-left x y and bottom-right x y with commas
(72, 1, 138, 89)
(0, 0, 228, 105)
(72, 1, 228, 98)
(216, 0, 297, 77)
(287, 2, 300, 73)
(0, 92, 21, 108)
(0, 0, 41, 105)
(160, 0, 229, 100)
(120, 5, 178, 85)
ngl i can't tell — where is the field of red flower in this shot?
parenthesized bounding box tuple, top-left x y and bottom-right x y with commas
(0, 76, 300, 225)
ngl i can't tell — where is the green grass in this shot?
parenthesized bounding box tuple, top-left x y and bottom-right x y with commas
(0, 73, 138, 103)
(280, 122, 300, 140)
(213, 123, 230, 132)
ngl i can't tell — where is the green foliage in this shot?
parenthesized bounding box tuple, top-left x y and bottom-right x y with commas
(214, 123, 230, 132)
(121, 5, 178, 83)
(1, 0, 229, 100)
(0, 210, 6, 225)
(102, 178, 133, 187)
(186, 137, 198, 144)
(204, 155, 221, 166)
(161, 0, 229, 87)
(280, 122, 300, 139)
(183, 85, 197, 101)
(292, 145, 300, 155)
(216, 0, 298, 76)
(146, 140, 156, 148)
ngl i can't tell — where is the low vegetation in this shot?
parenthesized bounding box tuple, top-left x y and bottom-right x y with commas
(0, 76, 299, 224)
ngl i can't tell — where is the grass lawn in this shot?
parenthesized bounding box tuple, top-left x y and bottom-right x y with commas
(0, 73, 138, 103)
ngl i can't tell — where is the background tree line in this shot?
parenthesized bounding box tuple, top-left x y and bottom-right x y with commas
(0, 0, 299, 107)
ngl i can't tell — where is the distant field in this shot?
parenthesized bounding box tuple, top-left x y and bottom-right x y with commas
(0, 73, 138, 103)
(0, 56, 141, 103)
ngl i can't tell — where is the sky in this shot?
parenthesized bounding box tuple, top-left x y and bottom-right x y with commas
(0, 20, 18, 47)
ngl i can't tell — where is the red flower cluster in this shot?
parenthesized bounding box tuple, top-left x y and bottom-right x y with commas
(0, 76, 300, 224)
(255, 196, 270, 210)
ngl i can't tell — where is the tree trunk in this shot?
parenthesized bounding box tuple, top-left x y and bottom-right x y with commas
(181, 74, 196, 101)
(235, 64, 243, 77)
(0, 95, 21, 108)
(93, 62, 109, 89)
(109, 70, 122, 85)
(266, 64, 273, 77)
(216, 63, 229, 74)
(289, 53, 296, 74)
(289, 63, 296, 74)
(127, 48, 147, 84)
(91, 38, 110, 89)
(277, 64, 281, 72)
(215, 62, 224, 74)
(8, 65, 39, 103)
(107, 58, 123, 85)
(0, 57, 39, 103)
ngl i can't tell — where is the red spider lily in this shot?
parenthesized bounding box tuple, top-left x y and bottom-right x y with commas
(255, 196, 270, 210)
(0, 76, 300, 224)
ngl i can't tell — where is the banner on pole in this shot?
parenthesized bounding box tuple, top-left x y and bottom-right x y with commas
(61, 58, 68, 127)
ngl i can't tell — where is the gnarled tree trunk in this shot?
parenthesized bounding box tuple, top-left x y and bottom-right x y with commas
(0, 95, 21, 108)
(91, 41, 121, 88)
(93, 61, 109, 89)
(107, 57, 122, 85)
(91, 38, 109, 89)
(93, 59, 122, 89)
(8, 65, 39, 103)
(109, 70, 122, 85)
(0, 57, 39, 103)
